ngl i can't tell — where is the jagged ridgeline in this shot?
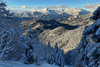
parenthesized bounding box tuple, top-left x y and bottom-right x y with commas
(73, 7, 100, 67)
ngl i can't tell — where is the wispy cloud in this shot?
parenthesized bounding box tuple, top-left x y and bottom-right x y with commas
(46, 5, 68, 9)
(85, 3, 100, 9)
(32, 5, 68, 10)
(55, 5, 68, 8)
(9, 9, 30, 13)
(9, 5, 68, 13)
(20, 6, 31, 9)
(33, 6, 43, 9)
(8, 7, 16, 9)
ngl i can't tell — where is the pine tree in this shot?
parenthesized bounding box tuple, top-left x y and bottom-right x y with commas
(75, 6, 100, 67)
(0, 1, 27, 61)
(46, 41, 52, 63)
(54, 43, 59, 65)
(46, 43, 65, 66)
(0, 1, 14, 20)
(25, 25, 34, 64)
(61, 49, 64, 67)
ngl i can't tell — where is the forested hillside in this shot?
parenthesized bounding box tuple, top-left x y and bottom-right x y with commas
(0, 1, 65, 67)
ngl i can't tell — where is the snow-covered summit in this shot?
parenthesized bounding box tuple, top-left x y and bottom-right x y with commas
(15, 8, 90, 20)
(31, 7, 90, 15)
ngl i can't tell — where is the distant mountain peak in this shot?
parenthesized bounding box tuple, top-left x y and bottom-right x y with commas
(15, 8, 91, 20)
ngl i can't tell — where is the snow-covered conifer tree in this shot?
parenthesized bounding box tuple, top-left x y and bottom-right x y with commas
(46, 43, 65, 66)
(61, 49, 64, 67)
(0, 1, 27, 61)
(54, 43, 59, 65)
(75, 6, 100, 67)
(24, 25, 34, 64)
(46, 42, 52, 63)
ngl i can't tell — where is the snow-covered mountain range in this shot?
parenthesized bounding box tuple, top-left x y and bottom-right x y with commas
(15, 8, 91, 20)
(0, 1, 100, 67)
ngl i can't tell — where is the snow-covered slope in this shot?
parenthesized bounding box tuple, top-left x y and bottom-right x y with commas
(0, 61, 70, 67)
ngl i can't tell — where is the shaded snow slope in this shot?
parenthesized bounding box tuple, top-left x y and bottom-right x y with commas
(0, 61, 70, 67)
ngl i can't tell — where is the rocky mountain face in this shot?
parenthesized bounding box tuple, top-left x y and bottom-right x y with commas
(21, 13, 94, 54)
(60, 13, 94, 26)
(21, 8, 100, 67)
(15, 8, 90, 21)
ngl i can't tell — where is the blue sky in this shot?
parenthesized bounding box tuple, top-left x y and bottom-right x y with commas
(3, 0, 100, 12)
